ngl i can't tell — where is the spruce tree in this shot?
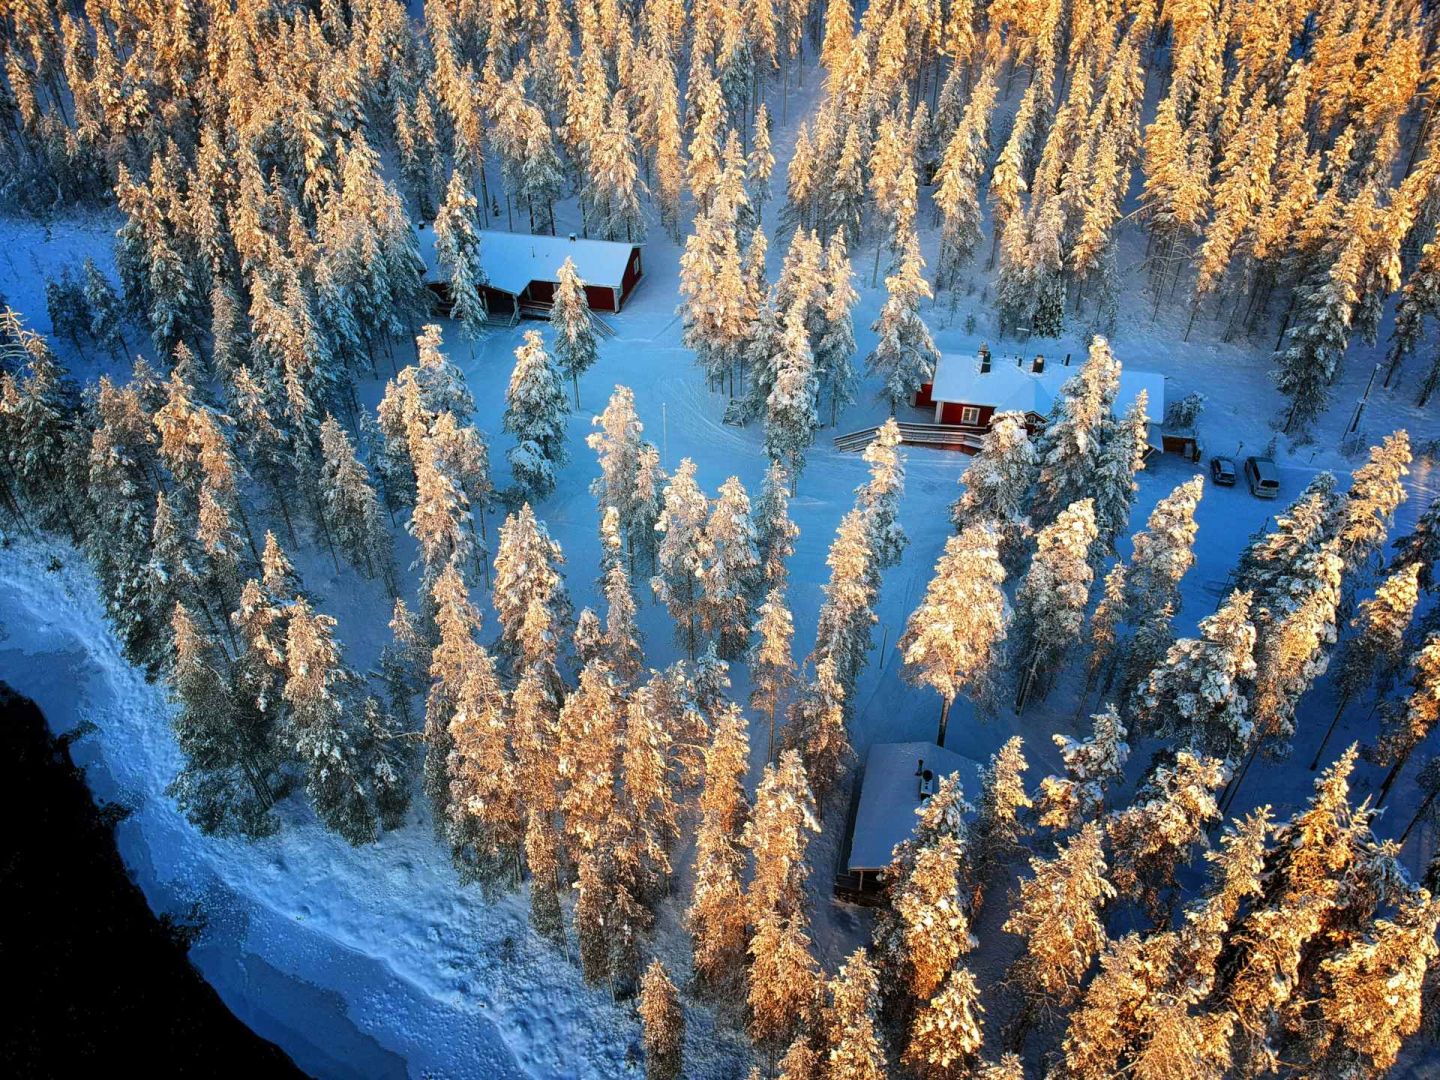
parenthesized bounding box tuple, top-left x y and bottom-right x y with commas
(864, 229, 939, 413)
(753, 459, 799, 589)
(552, 257, 599, 408)
(503, 330, 569, 498)
(700, 475, 762, 659)
(1037, 705, 1130, 831)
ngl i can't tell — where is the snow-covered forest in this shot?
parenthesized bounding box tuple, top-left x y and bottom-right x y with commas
(2, 0, 1440, 1076)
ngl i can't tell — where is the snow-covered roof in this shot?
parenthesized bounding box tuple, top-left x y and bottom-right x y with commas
(929, 352, 1166, 423)
(847, 741, 984, 873)
(415, 226, 639, 295)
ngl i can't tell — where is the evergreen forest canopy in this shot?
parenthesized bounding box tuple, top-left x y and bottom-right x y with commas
(2, 0, 1440, 1077)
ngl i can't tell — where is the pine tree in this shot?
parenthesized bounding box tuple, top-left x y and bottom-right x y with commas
(746, 750, 820, 1049)
(809, 506, 879, 699)
(1012, 499, 1099, 709)
(753, 459, 799, 589)
(166, 603, 278, 838)
(318, 416, 393, 583)
(1109, 751, 1228, 920)
(858, 417, 908, 570)
(1030, 337, 1120, 528)
(425, 563, 482, 828)
(638, 959, 685, 1080)
(1374, 631, 1440, 804)
(557, 659, 623, 858)
(283, 600, 379, 845)
(1038, 705, 1130, 831)
(445, 623, 522, 893)
(687, 702, 752, 994)
(1315, 889, 1440, 1075)
(1336, 430, 1411, 574)
(750, 586, 796, 759)
(491, 503, 572, 675)
(699, 476, 761, 659)
(503, 329, 569, 497)
(434, 169, 489, 335)
(784, 655, 851, 797)
(904, 963, 986, 1077)
(587, 385, 645, 556)
(950, 408, 1035, 570)
(600, 506, 645, 685)
(801, 231, 855, 427)
(1390, 495, 1440, 590)
(875, 772, 974, 1003)
(864, 229, 939, 412)
(652, 458, 710, 659)
(552, 257, 599, 408)
(1125, 475, 1205, 619)
(1003, 821, 1115, 1007)
(1312, 563, 1421, 769)
(969, 737, 1033, 910)
(900, 523, 1009, 744)
(1092, 391, 1150, 553)
(764, 306, 820, 488)
(821, 948, 888, 1080)
(1134, 590, 1258, 756)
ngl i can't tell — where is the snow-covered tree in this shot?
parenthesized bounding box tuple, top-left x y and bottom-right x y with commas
(1134, 589, 1257, 755)
(746, 750, 820, 1050)
(875, 771, 974, 1002)
(1037, 705, 1130, 831)
(686, 703, 752, 995)
(318, 415, 393, 584)
(652, 459, 711, 659)
(821, 948, 887, 1080)
(816, 231, 859, 425)
(1108, 750, 1228, 920)
(1125, 475, 1204, 618)
(503, 330, 570, 497)
(1029, 337, 1120, 528)
(1336, 429, 1410, 574)
(434, 169, 489, 335)
(1003, 821, 1115, 1007)
(904, 963, 986, 1077)
(764, 306, 820, 488)
(969, 736, 1033, 909)
(858, 417, 908, 570)
(900, 523, 1009, 743)
(809, 506, 880, 699)
(864, 229, 939, 412)
(1091, 391, 1150, 553)
(638, 959, 685, 1080)
(950, 408, 1035, 570)
(750, 586, 796, 759)
(282, 600, 378, 845)
(444, 624, 522, 893)
(491, 503, 572, 675)
(599, 506, 644, 685)
(753, 459, 799, 589)
(1375, 630, 1440, 804)
(700, 475, 762, 659)
(784, 655, 851, 797)
(552, 257, 599, 408)
(1012, 499, 1099, 709)
(166, 602, 279, 838)
(1391, 494, 1440, 590)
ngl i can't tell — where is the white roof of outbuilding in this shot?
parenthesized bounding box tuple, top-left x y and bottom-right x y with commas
(847, 741, 984, 873)
(929, 352, 1166, 424)
(415, 226, 638, 295)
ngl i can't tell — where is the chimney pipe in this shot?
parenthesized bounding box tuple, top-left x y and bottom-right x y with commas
(1032, 355, 1046, 374)
(1064, 352, 1072, 366)
(568, 232, 577, 242)
(979, 348, 991, 373)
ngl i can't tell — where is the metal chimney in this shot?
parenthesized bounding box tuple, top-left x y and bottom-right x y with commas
(1032, 355, 1046, 374)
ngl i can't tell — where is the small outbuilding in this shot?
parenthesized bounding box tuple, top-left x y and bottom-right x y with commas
(912, 348, 1166, 449)
(835, 740, 984, 903)
(415, 226, 643, 318)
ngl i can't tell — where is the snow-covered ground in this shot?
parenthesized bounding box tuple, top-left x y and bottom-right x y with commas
(3, 64, 1440, 1078)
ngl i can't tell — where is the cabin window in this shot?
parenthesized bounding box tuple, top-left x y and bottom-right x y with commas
(959, 406, 981, 425)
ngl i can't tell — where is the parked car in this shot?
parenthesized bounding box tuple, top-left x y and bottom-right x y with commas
(1209, 456, 1236, 487)
(1244, 456, 1280, 499)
